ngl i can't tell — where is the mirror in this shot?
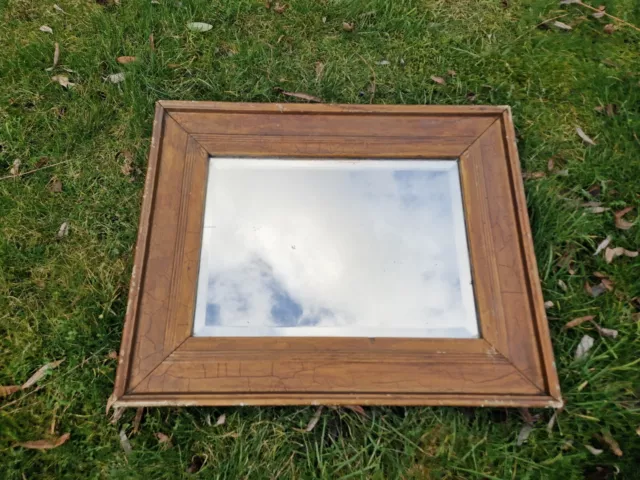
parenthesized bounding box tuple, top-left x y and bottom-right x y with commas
(193, 158, 478, 338)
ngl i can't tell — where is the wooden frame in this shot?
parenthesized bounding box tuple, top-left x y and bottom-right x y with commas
(112, 102, 562, 408)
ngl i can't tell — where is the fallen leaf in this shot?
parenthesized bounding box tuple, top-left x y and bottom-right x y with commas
(447, 69, 457, 77)
(187, 22, 213, 32)
(18, 433, 70, 450)
(53, 4, 66, 14)
(216, 413, 226, 426)
(553, 21, 572, 30)
(431, 75, 446, 85)
(1, 386, 20, 397)
(149, 33, 155, 51)
(57, 222, 69, 239)
(51, 75, 75, 88)
(594, 236, 611, 255)
(10, 159, 21, 176)
(133, 407, 144, 434)
(106, 73, 125, 84)
(564, 315, 595, 330)
(558, 279, 568, 291)
(48, 176, 62, 193)
(273, 2, 286, 13)
(155, 432, 172, 447)
(315, 61, 324, 80)
(594, 324, 618, 339)
(276, 89, 323, 103)
(585, 444, 603, 455)
(575, 335, 595, 360)
(516, 425, 533, 446)
(40, 25, 53, 34)
(600, 277, 614, 291)
(583, 201, 602, 208)
(342, 22, 354, 32)
(187, 455, 205, 474)
(110, 407, 125, 424)
(544, 300, 554, 309)
(120, 150, 134, 176)
(597, 432, 623, 456)
(587, 184, 601, 198)
(585, 281, 607, 297)
(306, 406, 323, 432)
(605, 246, 638, 263)
(546, 410, 559, 434)
(117, 56, 137, 64)
(108, 350, 118, 360)
(604, 24, 615, 34)
(53, 42, 60, 68)
(576, 127, 596, 145)
(592, 11, 606, 18)
(547, 157, 555, 171)
(119, 429, 132, 455)
(614, 207, 635, 230)
(523, 171, 546, 179)
(22, 359, 64, 389)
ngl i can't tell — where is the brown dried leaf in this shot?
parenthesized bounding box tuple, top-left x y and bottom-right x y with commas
(614, 206, 635, 230)
(110, 407, 125, 424)
(277, 89, 323, 103)
(594, 324, 618, 339)
(431, 75, 446, 85)
(544, 300, 554, 309)
(604, 24, 615, 34)
(155, 432, 172, 447)
(53, 42, 60, 68)
(564, 315, 595, 330)
(585, 444, 603, 455)
(48, 176, 62, 193)
(108, 350, 118, 360)
(547, 157, 555, 171)
(117, 56, 137, 64)
(1, 385, 21, 397)
(306, 406, 324, 432)
(344, 405, 368, 417)
(516, 425, 533, 446)
(120, 150, 134, 176)
(119, 429, 132, 455)
(10, 159, 21, 176)
(342, 22, 354, 32)
(18, 433, 70, 450)
(553, 21, 572, 30)
(605, 246, 638, 264)
(22, 359, 64, 390)
(51, 75, 75, 88)
(132, 407, 144, 433)
(594, 236, 611, 255)
(598, 432, 623, 456)
(265, 0, 271, 8)
(576, 126, 596, 145)
(600, 277, 614, 291)
(592, 11, 606, 18)
(274, 2, 286, 13)
(575, 335, 595, 360)
(187, 455, 205, 474)
(585, 281, 607, 297)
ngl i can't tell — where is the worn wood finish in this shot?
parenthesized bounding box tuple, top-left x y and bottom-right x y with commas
(113, 102, 562, 408)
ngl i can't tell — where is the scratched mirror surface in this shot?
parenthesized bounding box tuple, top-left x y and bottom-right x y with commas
(193, 158, 478, 338)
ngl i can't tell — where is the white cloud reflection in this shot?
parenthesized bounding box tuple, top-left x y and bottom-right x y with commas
(193, 159, 478, 338)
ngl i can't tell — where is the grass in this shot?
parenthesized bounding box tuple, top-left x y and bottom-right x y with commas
(1, 0, 639, 478)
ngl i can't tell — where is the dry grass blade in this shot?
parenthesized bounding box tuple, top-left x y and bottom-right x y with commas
(614, 206, 635, 230)
(119, 429, 132, 455)
(132, 407, 144, 434)
(575, 335, 595, 360)
(598, 432, 623, 456)
(344, 405, 368, 417)
(306, 406, 324, 431)
(277, 90, 323, 103)
(516, 425, 533, 446)
(40, 25, 53, 34)
(594, 236, 611, 255)
(523, 171, 546, 179)
(585, 444, 603, 455)
(216, 413, 226, 426)
(553, 21, 572, 30)
(53, 4, 66, 13)
(546, 410, 559, 434)
(1, 385, 21, 397)
(576, 126, 596, 145)
(117, 56, 137, 64)
(431, 75, 446, 85)
(18, 433, 70, 450)
(563, 315, 595, 330)
(315, 61, 324, 80)
(53, 42, 60, 68)
(22, 359, 64, 390)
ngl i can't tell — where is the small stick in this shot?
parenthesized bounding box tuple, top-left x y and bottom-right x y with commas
(0, 160, 69, 181)
(573, 0, 640, 33)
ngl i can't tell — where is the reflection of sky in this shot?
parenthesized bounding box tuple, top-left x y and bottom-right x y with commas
(193, 159, 478, 338)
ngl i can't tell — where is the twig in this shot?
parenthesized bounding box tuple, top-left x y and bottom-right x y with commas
(572, 0, 640, 33)
(0, 160, 69, 181)
(357, 54, 376, 104)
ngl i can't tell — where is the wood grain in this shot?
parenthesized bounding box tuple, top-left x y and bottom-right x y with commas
(112, 102, 562, 408)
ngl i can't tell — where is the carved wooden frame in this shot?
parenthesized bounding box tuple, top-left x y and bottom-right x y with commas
(112, 102, 562, 408)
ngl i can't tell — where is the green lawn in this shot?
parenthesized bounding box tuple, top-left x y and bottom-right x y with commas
(1, 0, 639, 478)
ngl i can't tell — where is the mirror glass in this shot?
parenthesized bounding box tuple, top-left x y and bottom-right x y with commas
(193, 158, 478, 338)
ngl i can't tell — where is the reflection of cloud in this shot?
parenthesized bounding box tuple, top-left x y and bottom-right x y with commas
(193, 159, 478, 338)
